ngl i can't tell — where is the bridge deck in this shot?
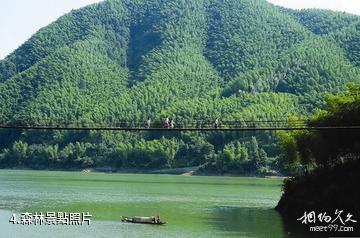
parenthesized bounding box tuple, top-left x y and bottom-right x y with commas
(1, 123, 359, 131)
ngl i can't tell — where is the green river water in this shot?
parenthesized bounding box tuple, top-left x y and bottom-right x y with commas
(0, 170, 301, 238)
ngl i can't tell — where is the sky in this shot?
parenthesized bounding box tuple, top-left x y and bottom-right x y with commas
(0, 0, 360, 59)
(0, 0, 104, 59)
(267, 0, 360, 15)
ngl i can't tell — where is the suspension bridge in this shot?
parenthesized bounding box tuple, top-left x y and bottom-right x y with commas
(0, 119, 359, 131)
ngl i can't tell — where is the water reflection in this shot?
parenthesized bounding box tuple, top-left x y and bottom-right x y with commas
(280, 212, 360, 238)
(206, 206, 360, 238)
(206, 206, 288, 237)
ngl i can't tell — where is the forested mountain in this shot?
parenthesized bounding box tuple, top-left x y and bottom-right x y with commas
(0, 0, 359, 174)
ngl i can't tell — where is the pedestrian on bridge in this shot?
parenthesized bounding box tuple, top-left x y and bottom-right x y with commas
(169, 119, 175, 129)
(214, 118, 219, 129)
(164, 117, 170, 128)
(146, 118, 151, 128)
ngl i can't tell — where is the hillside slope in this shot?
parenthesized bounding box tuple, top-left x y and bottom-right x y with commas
(0, 0, 359, 173)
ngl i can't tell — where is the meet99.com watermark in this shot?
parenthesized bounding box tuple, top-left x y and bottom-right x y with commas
(297, 209, 358, 233)
(9, 212, 92, 226)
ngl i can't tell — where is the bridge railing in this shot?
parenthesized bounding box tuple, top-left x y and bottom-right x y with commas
(0, 119, 310, 130)
(3, 118, 360, 131)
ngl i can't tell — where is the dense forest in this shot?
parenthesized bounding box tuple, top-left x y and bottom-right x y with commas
(276, 85, 360, 228)
(278, 84, 360, 172)
(0, 0, 360, 175)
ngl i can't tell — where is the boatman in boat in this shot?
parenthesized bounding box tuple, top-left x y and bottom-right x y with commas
(150, 215, 161, 223)
(122, 215, 164, 224)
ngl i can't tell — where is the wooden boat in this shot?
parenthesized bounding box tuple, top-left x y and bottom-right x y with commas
(121, 216, 167, 225)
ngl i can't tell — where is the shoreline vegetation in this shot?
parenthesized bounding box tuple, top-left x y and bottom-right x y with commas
(276, 159, 360, 216)
(275, 160, 360, 237)
(276, 85, 360, 230)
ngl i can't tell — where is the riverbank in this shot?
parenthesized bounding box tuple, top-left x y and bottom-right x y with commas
(276, 159, 360, 221)
(0, 166, 287, 179)
(276, 160, 360, 236)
